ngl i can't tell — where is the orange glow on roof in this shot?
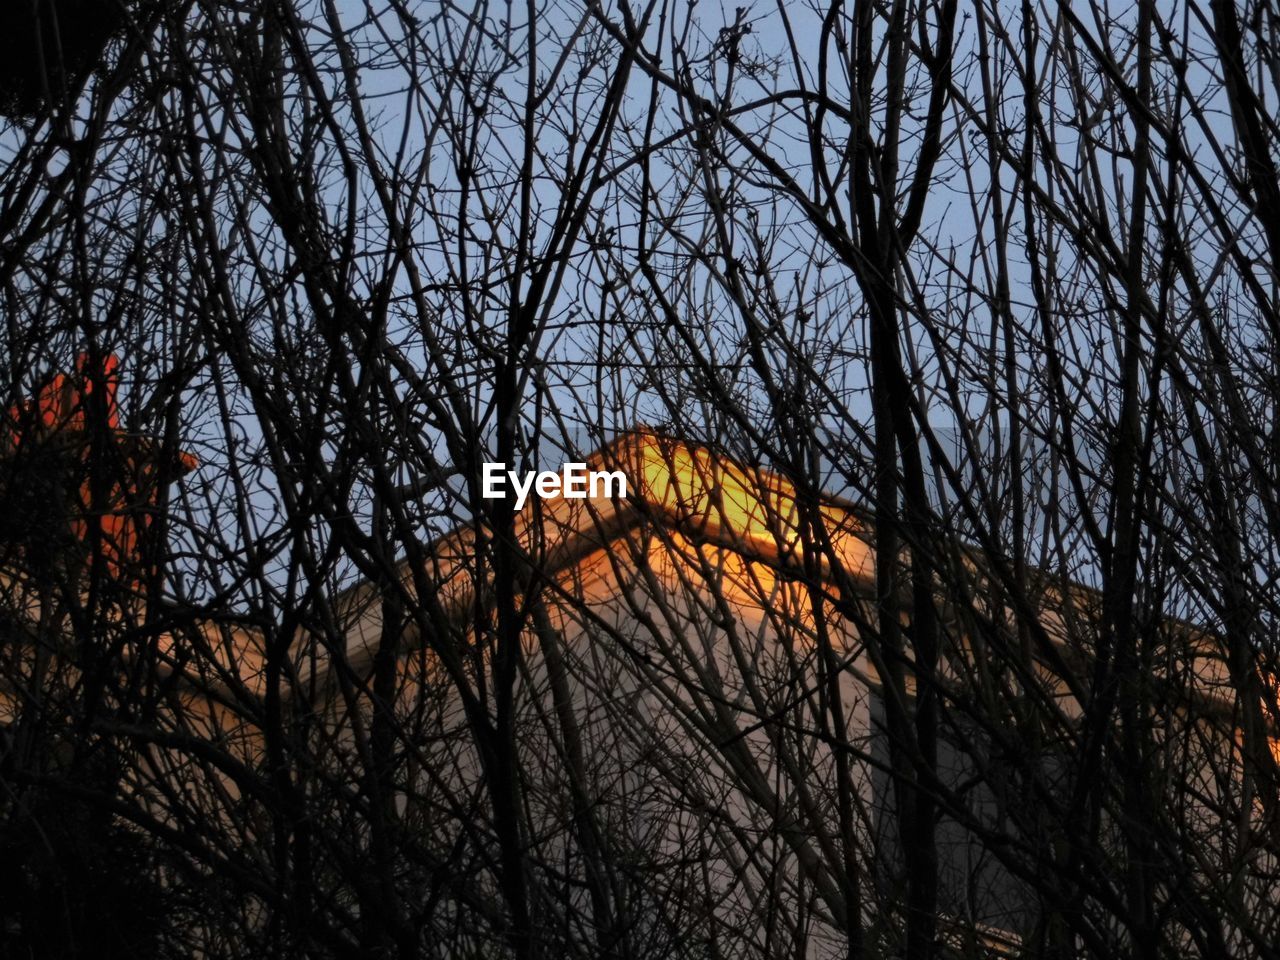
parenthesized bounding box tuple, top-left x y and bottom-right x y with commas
(615, 432, 873, 585)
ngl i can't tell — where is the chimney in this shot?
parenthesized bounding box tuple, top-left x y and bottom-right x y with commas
(0, 354, 195, 590)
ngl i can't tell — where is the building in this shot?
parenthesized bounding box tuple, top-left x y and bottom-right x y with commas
(0, 368, 1273, 957)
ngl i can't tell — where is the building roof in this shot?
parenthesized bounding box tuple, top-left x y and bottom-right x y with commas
(147, 431, 1244, 738)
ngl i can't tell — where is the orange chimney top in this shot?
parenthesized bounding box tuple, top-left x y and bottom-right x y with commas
(1, 353, 196, 584)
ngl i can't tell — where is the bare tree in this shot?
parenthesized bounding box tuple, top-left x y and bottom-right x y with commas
(2, 2, 1280, 959)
